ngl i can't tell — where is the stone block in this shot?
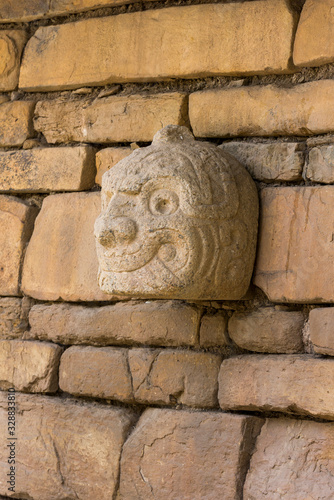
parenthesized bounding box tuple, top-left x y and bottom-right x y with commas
(254, 187, 334, 303)
(0, 340, 62, 392)
(119, 408, 263, 500)
(27, 300, 200, 346)
(244, 418, 334, 499)
(228, 307, 304, 353)
(190, 80, 334, 138)
(0, 30, 27, 91)
(0, 393, 135, 499)
(200, 311, 229, 348)
(0, 196, 38, 296)
(220, 141, 304, 181)
(309, 307, 334, 355)
(0, 100, 34, 146)
(34, 93, 188, 143)
(219, 355, 334, 420)
(59, 346, 132, 401)
(306, 145, 334, 183)
(19, 1, 296, 91)
(128, 349, 221, 407)
(21, 192, 111, 301)
(0, 297, 30, 339)
(0, 146, 96, 193)
(95, 147, 132, 185)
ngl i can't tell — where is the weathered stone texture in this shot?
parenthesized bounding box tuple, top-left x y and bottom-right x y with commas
(20, 1, 296, 91)
(0, 297, 30, 339)
(220, 141, 304, 181)
(27, 301, 200, 346)
(228, 307, 304, 353)
(21, 192, 110, 301)
(219, 355, 334, 420)
(0, 30, 27, 91)
(190, 80, 334, 138)
(254, 187, 334, 303)
(244, 418, 334, 499)
(119, 408, 263, 500)
(0, 340, 62, 392)
(0, 393, 135, 499)
(306, 145, 334, 183)
(95, 147, 132, 185)
(34, 94, 188, 143)
(129, 349, 222, 407)
(0, 146, 96, 193)
(309, 307, 334, 355)
(200, 311, 229, 348)
(0, 196, 38, 296)
(0, 101, 34, 146)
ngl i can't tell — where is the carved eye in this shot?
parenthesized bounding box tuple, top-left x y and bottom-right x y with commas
(149, 189, 179, 216)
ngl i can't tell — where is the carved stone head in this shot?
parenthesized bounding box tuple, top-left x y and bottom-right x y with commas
(94, 125, 258, 300)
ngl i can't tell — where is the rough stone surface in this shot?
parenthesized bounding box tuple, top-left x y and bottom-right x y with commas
(254, 187, 334, 303)
(95, 125, 258, 300)
(219, 354, 334, 420)
(220, 141, 304, 181)
(309, 307, 334, 355)
(190, 80, 334, 138)
(306, 145, 334, 183)
(294, 0, 334, 68)
(244, 418, 334, 499)
(0, 146, 96, 193)
(34, 94, 188, 143)
(0, 297, 30, 339)
(59, 346, 132, 401)
(95, 147, 132, 185)
(128, 349, 222, 407)
(19, 1, 296, 91)
(0, 30, 27, 91)
(27, 300, 200, 346)
(0, 340, 62, 392)
(119, 408, 263, 500)
(200, 311, 229, 348)
(0, 196, 38, 296)
(0, 393, 135, 500)
(21, 192, 110, 301)
(0, 100, 35, 146)
(228, 307, 304, 353)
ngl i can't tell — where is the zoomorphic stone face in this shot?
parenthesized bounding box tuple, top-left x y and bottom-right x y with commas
(94, 125, 258, 300)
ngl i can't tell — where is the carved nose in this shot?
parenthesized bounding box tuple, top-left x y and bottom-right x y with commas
(95, 216, 137, 247)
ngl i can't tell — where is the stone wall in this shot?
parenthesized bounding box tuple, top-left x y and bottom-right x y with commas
(1, 0, 334, 498)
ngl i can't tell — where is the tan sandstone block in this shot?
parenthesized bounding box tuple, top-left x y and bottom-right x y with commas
(119, 408, 263, 500)
(309, 307, 334, 355)
(0, 146, 96, 193)
(228, 307, 304, 353)
(219, 355, 334, 420)
(244, 418, 334, 500)
(200, 311, 229, 348)
(0, 196, 38, 296)
(0, 30, 27, 91)
(59, 346, 132, 401)
(190, 80, 334, 138)
(0, 297, 30, 339)
(95, 147, 132, 185)
(0, 340, 62, 392)
(27, 301, 200, 346)
(306, 145, 334, 183)
(0, 393, 135, 499)
(128, 349, 222, 407)
(19, 1, 296, 91)
(34, 93, 188, 144)
(21, 192, 110, 301)
(0, 101, 34, 146)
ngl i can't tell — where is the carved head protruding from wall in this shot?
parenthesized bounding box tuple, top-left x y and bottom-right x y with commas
(94, 125, 258, 299)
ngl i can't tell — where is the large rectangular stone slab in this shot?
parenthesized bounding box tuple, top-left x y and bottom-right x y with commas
(0, 146, 96, 193)
(34, 93, 188, 143)
(219, 355, 334, 420)
(254, 187, 334, 303)
(309, 307, 334, 355)
(119, 408, 263, 500)
(21, 192, 111, 301)
(0, 393, 135, 499)
(190, 80, 334, 138)
(0, 30, 27, 91)
(0, 297, 30, 339)
(19, 1, 296, 91)
(0, 101, 34, 146)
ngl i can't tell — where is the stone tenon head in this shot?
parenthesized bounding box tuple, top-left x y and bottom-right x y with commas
(94, 125, 258, 300)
